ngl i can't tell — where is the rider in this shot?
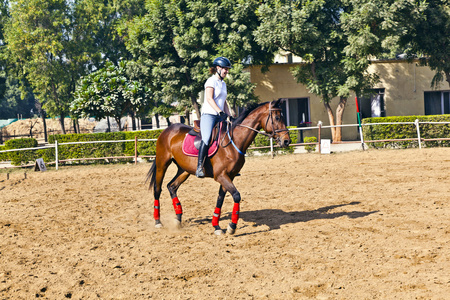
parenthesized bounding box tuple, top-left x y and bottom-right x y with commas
(196, 56, 233, 178)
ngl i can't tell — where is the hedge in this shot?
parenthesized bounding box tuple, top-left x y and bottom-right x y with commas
(4, 138, 39, 165)
(45, 129, 164, 164)
(362, 115, 450, 148)
(0, 144, 7, 161)
(1, 126, 306, 166)
(247, 126, 298, 155)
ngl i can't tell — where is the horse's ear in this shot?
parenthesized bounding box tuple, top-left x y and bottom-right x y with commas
(271, 99, 282, 108)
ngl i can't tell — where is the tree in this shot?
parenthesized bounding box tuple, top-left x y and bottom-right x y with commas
(71, 61, 151, 131)
(2, 0, 145, 134)
(3, 0, 82, 133)
(389, 0, 449, 87)
(255, 0, 349, 142)
(0, 77, 36, 119)
(123, 0, 274, 121)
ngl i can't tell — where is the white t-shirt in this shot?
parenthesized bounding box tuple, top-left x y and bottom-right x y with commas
(201, 75, 227, 115)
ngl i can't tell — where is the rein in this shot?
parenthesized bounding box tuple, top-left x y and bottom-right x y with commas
(221, 105, 289, 155)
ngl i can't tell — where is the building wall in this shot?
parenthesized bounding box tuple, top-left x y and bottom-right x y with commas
(249, 60, 450, 140)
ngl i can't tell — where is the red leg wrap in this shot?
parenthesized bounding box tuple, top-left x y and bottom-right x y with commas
(212, 207, 221, 227)
(172, 197, 183, 215)
(154, 200, 160, 220)
(231, 203, 240, 224)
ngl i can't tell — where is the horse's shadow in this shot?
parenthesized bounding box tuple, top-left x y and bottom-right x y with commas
(191, 202, 379, 235)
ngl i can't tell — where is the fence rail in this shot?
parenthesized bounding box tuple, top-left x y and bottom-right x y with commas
(2, 119, 450, 170)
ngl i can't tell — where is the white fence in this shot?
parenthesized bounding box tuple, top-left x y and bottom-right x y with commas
(2, 119, 450, 170)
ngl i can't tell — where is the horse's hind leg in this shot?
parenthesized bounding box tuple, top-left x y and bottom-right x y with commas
(167, 166, 190, 228)
(152, 156, 172, 228)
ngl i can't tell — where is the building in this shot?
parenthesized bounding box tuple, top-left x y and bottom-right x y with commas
(249, 54, 450, 141)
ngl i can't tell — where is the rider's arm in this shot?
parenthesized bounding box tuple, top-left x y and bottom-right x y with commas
(205, 87, 223, 114)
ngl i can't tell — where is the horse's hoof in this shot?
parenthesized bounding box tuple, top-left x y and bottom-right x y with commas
(155, 220, 163, 229)
(214, 229, 224, 235)
(174, 219, 182, 229)
(226, 224, 236, 235)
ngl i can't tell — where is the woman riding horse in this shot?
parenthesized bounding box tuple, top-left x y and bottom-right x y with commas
(196, 57, 234, 178)
(147, 98, 290, 235)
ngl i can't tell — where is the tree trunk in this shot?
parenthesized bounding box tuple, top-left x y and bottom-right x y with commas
(323, 96, 347, 143)
(73, 119, 78, 134)
(59, 115, 66, 134)
(154, 113, 160, 128)
(185, 108, 191, 126)
(323, 101, 336, 141)
(131, 112, 136, 131)
(115, 117, 122, 131)
(334, 97, 347, 142)
(41, 113, 48, 142)
(106, 117, 111, 132)
(191, 95, 201, 119)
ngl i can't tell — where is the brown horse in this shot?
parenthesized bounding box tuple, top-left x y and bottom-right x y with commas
(146, 99, 291, 235)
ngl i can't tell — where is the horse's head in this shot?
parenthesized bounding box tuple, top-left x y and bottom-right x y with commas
(262, 99, 291, 148)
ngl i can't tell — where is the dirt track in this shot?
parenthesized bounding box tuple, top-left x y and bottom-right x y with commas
(1, 148, 449, 299)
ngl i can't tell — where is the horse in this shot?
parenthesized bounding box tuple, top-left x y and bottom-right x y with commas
(146, 99, 291, 235)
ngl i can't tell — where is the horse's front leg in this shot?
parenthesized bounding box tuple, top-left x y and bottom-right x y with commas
(212, 186, 226, 235)
(216, 174, 241, 235)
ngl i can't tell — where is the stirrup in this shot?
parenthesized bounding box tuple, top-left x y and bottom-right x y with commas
(196, 166, 205, 178)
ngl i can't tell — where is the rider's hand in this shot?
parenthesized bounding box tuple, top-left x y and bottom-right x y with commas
(219, 111, 228, 122)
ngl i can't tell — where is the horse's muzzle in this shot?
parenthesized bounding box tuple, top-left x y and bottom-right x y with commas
(277, 137, 291, 148)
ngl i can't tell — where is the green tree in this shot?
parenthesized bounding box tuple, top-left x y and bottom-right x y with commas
(0, 0, 10, 107)
(71, 61, 151, 130)
(124, 0, 274, 121)
(0, 77, 36, 119)
(389, 0, 449, 87)
(341, 0, 449, 87)
(255, 0, 379, 142)
(3, 0, 82, 133)
(2, 0, 144, 134)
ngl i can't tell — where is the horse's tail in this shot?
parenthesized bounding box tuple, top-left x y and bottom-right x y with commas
(145, 160, 157, 191)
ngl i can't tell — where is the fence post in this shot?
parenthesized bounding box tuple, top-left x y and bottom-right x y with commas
(135, 136, 138, 165)
(359, 125, 365, 151)
(270, 137, 274, 159)
(318, 121, 322, 153)
(55, 140, 59, 170)
(415, 119, 422, 149)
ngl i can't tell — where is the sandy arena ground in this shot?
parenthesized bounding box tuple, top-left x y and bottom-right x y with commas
(0, 148, 449, 299)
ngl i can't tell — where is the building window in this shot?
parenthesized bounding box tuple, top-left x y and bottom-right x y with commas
(358, 89, 385, 119)
(424, 91, 450, 115)
(279, 98, 310, 127)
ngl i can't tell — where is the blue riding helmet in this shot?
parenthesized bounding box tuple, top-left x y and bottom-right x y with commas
(213, 57, 232, 69)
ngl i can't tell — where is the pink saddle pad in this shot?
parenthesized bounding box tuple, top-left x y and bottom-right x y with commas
(182, 134, 219, 157)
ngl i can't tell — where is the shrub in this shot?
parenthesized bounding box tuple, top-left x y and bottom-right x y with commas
(0, 144, 7, 161)
(304, 136, 317, 153)
(5, 138, 39, 165)
(42, 129, 164, 164)
(362, 115, 450, 149)
(246, 126, 296, 155)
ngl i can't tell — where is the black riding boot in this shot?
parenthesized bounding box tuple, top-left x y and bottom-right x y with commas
(196, 141, 209, 178)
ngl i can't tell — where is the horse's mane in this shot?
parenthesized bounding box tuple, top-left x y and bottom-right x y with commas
(232, 101, 268, 128)
(233, 102, 279, 128)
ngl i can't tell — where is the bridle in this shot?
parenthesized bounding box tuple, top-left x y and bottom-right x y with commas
(237, 104, 290, 141)
(222, 103, 290, 155)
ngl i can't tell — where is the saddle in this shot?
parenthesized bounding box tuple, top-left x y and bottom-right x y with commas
(182, 121, 222, 157)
